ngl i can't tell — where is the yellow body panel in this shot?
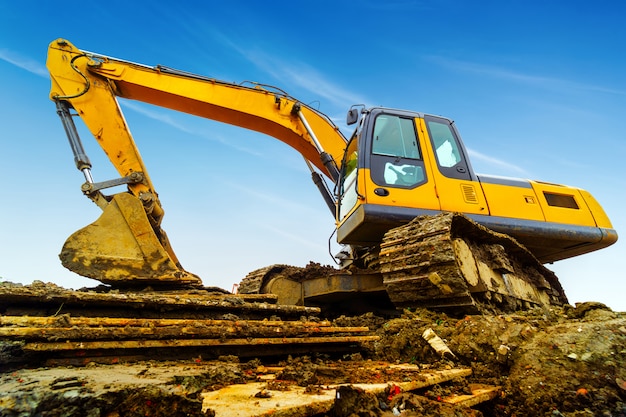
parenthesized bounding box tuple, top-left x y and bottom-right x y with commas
(530, 181, 596, 227)
(479, 182, 545, 221)
(361, 169, 440, 211)
(416, 119, 488, 215)
(578, 189, 613, 228)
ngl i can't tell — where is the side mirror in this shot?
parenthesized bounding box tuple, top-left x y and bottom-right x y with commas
(346, 106, 361, 125)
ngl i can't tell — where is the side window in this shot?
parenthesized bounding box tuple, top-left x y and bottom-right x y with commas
(340, 137, 359, 195)
(338, 135, 360, 220)
(370, 115, 426, 188)
(427, 121, 461, 167)
(425, 117, 471, 180)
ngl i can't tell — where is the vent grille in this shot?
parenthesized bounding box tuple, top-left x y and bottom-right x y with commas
(461, 184, 478, 204)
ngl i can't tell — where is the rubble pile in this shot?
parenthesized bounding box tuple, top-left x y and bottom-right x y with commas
(0, 281, 624, 416)
(357, 303, 626, 416)
(0, 282, 376, 368)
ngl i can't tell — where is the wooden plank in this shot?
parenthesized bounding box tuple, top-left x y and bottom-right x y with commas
(0, 316, 333, 328)
(201, 368, 472, 417)
(0, 287, 321, 315)
(23, 335, 380, 351)
(391, 368, 472, 391)
(202, 382, 335, 417)
(442, 384, 500, 407)
(0, 325, 371, 340)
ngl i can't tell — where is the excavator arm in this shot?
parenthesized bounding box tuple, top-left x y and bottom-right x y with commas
(47, 38, 347, 287)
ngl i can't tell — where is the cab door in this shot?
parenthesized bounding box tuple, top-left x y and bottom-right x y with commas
(418, 116, 489, 215)
(362, 110, 440, 212)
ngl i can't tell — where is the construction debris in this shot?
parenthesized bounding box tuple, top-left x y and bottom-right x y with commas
(0, 359, 495, 417)
(201, 365, 482, 416)
(1, 281, 625, 417)
(422, 327, 456, 360)
(0, 282, 376, 368)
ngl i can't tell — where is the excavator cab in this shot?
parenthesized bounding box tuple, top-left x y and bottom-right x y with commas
(336, 108, 449, 246)
(335, 107, 617, 264)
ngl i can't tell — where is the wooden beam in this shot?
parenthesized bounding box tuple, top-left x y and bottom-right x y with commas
(442, 384, 501, 407)
(0, 316, 333, 328)
(0, 325, 372, 341)
(201, 368, 475, 417)
(0, 287, 320, 315)
(23, 335, 380, 351)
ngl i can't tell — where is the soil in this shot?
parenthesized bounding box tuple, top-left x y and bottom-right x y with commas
(1, 294, 625, 416)
(350, 303, 626, 416)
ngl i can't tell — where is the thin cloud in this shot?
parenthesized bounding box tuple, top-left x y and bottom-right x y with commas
(424, 56, 626, 96)
(121, 100, 325, 176)
(209, 30, 370, 110)
(358, 0, 433, 11)
(224, 180, 321, 214)
(0, 48, 48, 78)
(467, 148, 528, 176)
(262, 60, 368, 109)
(255, 223, 328, 251)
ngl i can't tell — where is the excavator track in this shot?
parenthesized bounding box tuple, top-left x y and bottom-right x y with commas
(379, 213, 568, 313)
(238, 213, 568, 315)
(237, 265, 290, 295)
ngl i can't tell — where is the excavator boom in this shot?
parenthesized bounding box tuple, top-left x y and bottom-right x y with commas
(47, 38, 346, 286)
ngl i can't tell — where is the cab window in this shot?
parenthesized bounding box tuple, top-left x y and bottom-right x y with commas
(425, 117, 471, 180)
(338, 135, 360, 220)
(370, 115, 426, 188)
(372, 115, 420, 159)
(427, 120, 461, 168)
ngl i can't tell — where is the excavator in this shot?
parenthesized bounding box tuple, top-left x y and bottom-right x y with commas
(46, 38, 617, 314)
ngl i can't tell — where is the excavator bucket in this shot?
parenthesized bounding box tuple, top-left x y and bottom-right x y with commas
(59, 193, 202, 287)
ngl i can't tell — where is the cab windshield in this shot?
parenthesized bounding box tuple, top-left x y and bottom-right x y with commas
(370, 114, 425, 188)
(372, 115, 420, 159)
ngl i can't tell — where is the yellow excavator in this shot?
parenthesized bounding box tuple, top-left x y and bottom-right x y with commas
(46, 39, 617, 313)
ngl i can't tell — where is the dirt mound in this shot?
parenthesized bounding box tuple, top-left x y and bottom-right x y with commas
(351, 303, 626, 416)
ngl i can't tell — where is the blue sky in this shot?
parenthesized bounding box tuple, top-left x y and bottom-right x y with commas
(1, 1, 625, 310)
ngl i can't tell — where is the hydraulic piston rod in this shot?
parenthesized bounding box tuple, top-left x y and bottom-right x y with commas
(55, 100, 94, 184)
(291, 103, 341, 182)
